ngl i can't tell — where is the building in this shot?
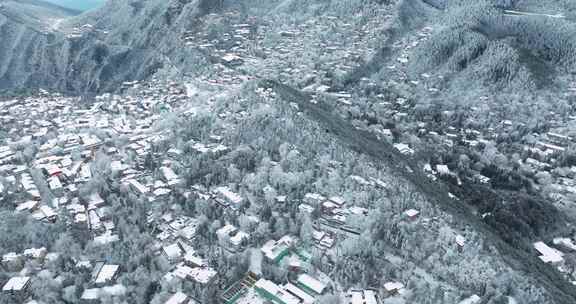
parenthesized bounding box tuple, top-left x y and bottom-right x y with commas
(170, 264, 217, 286)
(188, 266, 217, 285)
(93, 232, 120, 246)
(165, 292, 190, 304)
(298, 204, 315, 214)
(383, 282, 404, 296)
(48, 176, 63, 195)
(94, 264, 120, 285)
(393, 143, 414, 155)
(163, 244, 184, 263)
(254, 279, 299, 304)
(1, 252, 24, 272)
(283, 283, 315, 304)
(229, 230, 250, 251)
(328, 196, 346, 207)
(161, 166, 182, 186)
(304, 193, 325, 206)
(296, 274, 326, 295)
(217, 224, 238, 242)
(456, 235, 466, 252)
(16, 201, 39, 213)
(435, 165, 450, 176)
(261, 236, 294, 263)
(216, 224, 249, 251)
(404, 209, 420, 220)
(553, 238, 576, 252)
(221, 54, 244, 66)
(348, 289, 379, 304)
(127, 179, 149, 195)
(534, 241, 564, 264)
(81, 288, 101, 303)
(23, 247, 47, 262)
(87, 193, 105, 209)
(167, 149, 183, 158)
(39, 205, 57, 222)
(184, 253, 207, 268)
(2, 276, 31, 294)
(214, 187, 243, 209)
(459, 295, 481, 304)
(547, 132, 571, 145)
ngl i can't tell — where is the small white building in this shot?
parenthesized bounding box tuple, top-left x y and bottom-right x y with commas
(534, 241, 564, 264)
(254, 279, 299, 304)
(459, 295, 481, 304)
(162, 244, 184, 263)
(127, 179, 149, 195)
(165, 292, 190, 304)
(383, 282, 404, 295)
(393, 143, 414, 155)
(404, 209, 420, 220)
(349, 289, 379, 304)
(261, 235, 294, 263)
(81, 288, 101, 301)
(284, 283, 315, 304)
(214, 187, 243, 208)
(297, 274, 326, 295)
(94, 264, 120, 285)
(2, 276, 31, 293)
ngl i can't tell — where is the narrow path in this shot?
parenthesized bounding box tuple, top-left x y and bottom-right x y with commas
(503, 10, 565, 19)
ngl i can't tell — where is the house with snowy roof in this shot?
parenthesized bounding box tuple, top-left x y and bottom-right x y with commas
(2, 276, 31, 295)
(296, 274, 326, 296)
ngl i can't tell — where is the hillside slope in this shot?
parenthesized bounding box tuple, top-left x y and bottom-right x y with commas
(0, 0, 214, 93)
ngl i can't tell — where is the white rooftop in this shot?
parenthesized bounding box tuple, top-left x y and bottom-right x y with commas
(456, 235, 466, 247)
(163, 244, 183, 260)
(383, 282, 404, 292)
(81, 288, 100, 300)
(350, 290, 378, 304)
(215, 186, 243, 204)
(404, 209, 420, 218)
(459, 295, 481, 304)
(165, 292, 189, 304)
(95, 265, 119, 284)
(2, 277, 30, 292)
(297, 274, 326, 294)
(255, 279, 299, 304)
(534, 241, 564, 263)
(284, 283, 315, 304)
(189, 266, 217, 284)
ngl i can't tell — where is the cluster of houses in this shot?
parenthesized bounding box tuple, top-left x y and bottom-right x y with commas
(222, 269, 327, 304)
(0, 81, 211, 302)
(0, 7, 509, 302)
(80, 262, 126, 302)
(180, 7, 394, 93)
(64, 23, 100, 40)
(1, 247, 62, 302)
(146, 211, 219, 298)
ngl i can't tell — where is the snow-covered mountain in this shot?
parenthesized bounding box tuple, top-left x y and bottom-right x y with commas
(0, 0, 217, 93)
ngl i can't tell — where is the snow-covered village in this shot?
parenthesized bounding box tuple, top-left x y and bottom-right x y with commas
(2, 0, 576, 304)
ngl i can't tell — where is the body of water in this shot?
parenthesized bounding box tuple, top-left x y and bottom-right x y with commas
(43, 0, 105, 11)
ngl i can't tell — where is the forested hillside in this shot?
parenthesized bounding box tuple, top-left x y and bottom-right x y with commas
(1, 0, 576, 304)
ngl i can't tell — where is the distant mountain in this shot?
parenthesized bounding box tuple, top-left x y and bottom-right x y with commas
(0, 0, 574, 94)
(0, 0, 216, 93)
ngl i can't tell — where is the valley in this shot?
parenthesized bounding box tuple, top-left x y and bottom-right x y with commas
(1, 1, 576, 304)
